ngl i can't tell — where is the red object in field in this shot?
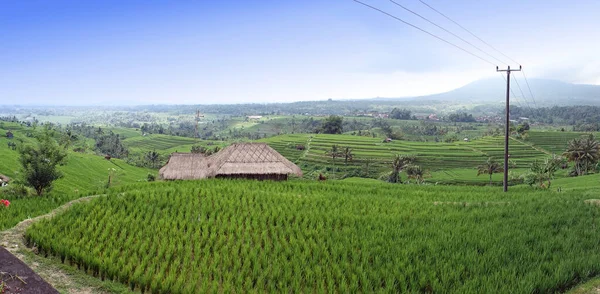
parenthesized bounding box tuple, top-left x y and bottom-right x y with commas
(0, 199, 9, 207)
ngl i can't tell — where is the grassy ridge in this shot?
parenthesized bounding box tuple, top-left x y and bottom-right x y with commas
(26, 180, 600, 293)
(526, 131, 600, 155)
(0, 122, 153, 230)
(122, 134, 197, 152)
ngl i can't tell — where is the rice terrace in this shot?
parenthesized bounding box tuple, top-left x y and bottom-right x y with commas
(4, 1, 600, 293)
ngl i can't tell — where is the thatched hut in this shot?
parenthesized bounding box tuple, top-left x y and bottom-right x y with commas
(6, 131, 13, 139)
(159, 143, 303, 181)
(158, 153, 207, 180)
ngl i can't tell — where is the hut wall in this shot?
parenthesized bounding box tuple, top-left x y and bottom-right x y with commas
(216, 174, 288, 181)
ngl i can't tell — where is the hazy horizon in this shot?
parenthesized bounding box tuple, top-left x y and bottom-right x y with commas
(2, 0, 600, 105)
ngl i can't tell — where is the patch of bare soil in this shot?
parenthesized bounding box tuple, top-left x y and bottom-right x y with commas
(0, 195, 104, 294)
(0, 246, 59, 294)
(584, 199, 600, 206)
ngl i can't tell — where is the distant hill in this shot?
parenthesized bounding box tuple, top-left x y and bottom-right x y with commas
(413, 78, 600, 106)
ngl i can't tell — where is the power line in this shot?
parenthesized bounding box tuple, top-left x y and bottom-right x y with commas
(353, 0, 497, 66)
(512, 74, 533, 113)
(417, 0, 519, 65)
(499, 73, 523, 109)
(388, 0, 506, 66)
(521, 69, 538, 108)
(415, 0, 540, 111)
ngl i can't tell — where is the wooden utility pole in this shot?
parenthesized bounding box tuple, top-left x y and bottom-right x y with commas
(497, 65, 521, 192)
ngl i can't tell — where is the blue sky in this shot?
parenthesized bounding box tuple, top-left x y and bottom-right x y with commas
(1, 0, 599, 105)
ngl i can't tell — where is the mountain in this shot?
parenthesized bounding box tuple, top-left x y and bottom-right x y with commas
(413, 78, 600, 106)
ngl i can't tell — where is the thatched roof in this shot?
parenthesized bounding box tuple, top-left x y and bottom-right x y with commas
(0, 174, 10, 183)
(158, 153, 207, 180)
(207, 143, 303, 177)
(159, 143, 303, 180)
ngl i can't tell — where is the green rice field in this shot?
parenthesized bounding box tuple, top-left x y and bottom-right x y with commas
(261, 133, 552, 182)
(25, 179, 600, 293)
(122, 134, 197, 152)
(526, 131, 600, 155)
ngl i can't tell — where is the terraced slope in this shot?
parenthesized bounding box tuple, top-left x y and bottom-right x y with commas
(526, 131, 600, 155)
(262, 134, 548, 173)
(122, 134, 197, 152)
(0, 122, 153, 230)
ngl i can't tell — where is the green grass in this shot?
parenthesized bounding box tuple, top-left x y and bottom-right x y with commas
(105, 127, 144, 139)
(0, 122, 154, 230)
(25, 179, 600, 293)
(551, 173, 600, 191)
(122, 134, 197, 152)
(526, 131, 600, 155)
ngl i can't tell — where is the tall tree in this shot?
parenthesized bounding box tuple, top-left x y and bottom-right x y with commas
(476, 157, 504, 185)
(320, 115, 343, 134)
(390, 108, 412, 120)
(19, 131, 68, 196)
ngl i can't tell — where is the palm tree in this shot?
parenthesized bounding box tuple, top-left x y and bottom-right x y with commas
(145, 150, 160, 169)
(388, 155, 416, 183)
(580, 134, 600, 173)
(363, 157, 374, 178)
(326, 144, 341, 166)
(563, 135, 600, 176)
(563, 138, 583, 175)
(405, 164, 425, 184)
(477, 157, 504, 185)
(326, 144, 342, 177)
(342, 147, 353, 165)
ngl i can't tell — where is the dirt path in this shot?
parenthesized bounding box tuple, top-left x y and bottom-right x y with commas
(0, 195, 112, 294)
(300, 135, 313, 160)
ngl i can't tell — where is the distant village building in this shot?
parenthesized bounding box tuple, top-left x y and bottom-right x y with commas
(247, 116, 263, 120)
(427, 114, 439, 121)
(159, 143, 302, 181)
(5, 131, 13, 139)
(464, 137, 469, 142)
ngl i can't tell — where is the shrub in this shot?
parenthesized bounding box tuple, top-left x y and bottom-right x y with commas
(0, 183, 31, 198)
(147, 174, 156, 182)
